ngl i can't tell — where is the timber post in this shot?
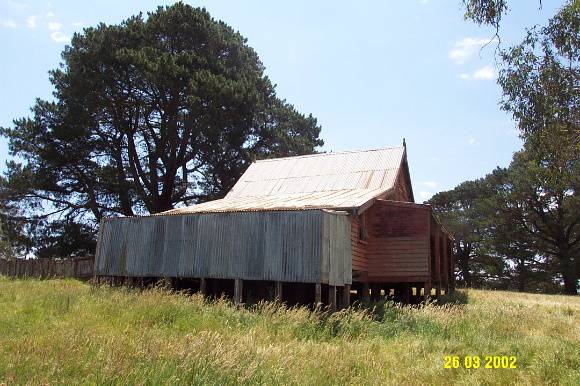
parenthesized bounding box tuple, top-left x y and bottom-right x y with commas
(434, 226, 441, 300)
(403, 285, 411, 303)
(234, 279, 243, 305)
(371, 284, 381, 301)
(274, 281, 283, 302)
(199, 278, 207, 296)
(424, 281, 431, 302)
(443, 238, 450, 294)
(342, 284, 351, 308)
(328, 285, 337, 312)
(362, 283, 370, 303)
(315, 283, 322, 310)
(449, 239, 455, 292)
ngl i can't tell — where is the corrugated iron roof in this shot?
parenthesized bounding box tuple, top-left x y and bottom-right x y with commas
(226, 146, 404, 198)
(163, 189, 388, 215)
(163, 146, 406, 214)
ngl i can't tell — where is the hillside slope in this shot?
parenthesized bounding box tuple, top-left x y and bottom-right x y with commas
(0, 277, 578, 385)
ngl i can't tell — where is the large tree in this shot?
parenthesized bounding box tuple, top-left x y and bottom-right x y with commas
(430, 158, 577, 293)
(0, 182, 31, 259)
(497, 1, 579, 294)
(428, 178, 502, 287)
(498, 1, 579, 143)
(461, 0, 544, 36)
(0, 3, 323, 257)
(443, 0, 579, 294)
(496, 136, 580, 294)
(486, 168, 558, 293)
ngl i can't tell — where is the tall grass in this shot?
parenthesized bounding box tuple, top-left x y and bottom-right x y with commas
(0, 277, 578, 385)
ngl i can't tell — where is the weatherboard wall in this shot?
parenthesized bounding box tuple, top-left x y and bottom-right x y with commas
(351, 214, 368, 274)
(365, 200, 431, 282)
(94, 210, 351, 286)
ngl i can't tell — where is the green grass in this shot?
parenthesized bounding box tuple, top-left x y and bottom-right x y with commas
(0, 277, 578, 385)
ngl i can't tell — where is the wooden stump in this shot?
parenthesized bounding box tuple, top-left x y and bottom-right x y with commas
(275, 281, 283, 302)
(424, 281, 431, 302)
(341, 284, 351, 309)
(328, 285, 337, 312)
(315, 283, 322, 309)
(234, 279, 243, 305)
(362, 283, 370, 303)
(404, 285, 411, 303)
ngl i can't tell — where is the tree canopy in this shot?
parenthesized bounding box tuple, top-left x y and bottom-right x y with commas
(432, 1, 579, 294)
(0, 3, 323, 257)
(427, 178, 498, 287)
(498, 1, 579, 143)
(431, 143, 579, 294)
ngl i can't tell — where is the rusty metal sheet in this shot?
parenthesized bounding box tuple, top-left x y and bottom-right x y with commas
(163, 147, 406, 215)
(94, 210, 352, 285)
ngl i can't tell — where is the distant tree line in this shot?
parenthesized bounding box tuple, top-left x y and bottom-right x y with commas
(431, 1, 579, 294)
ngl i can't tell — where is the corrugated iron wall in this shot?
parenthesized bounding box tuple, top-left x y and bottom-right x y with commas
(94, 210, 352, 286)
(321, 211, 352, 286)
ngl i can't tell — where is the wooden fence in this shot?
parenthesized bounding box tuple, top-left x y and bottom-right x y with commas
(0, 256, 94, 279)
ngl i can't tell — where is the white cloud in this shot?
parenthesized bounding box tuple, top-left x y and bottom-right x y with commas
(419, 0, 429, 4)
(5, 0, 30, 11)
(46, 11, 55, 18)
(50, 30, 69, 42)
(468, 138, 478, 145)
(1, 19, 18, 28)
(449, 37, 496, 64)
(473, 65, 496, 80)
(26, 15, 38, 28)
(419, 191, 433, 201)
(421, 181, 437, 189)
(458, 65, 496, 81)
(48, 21, 62, 30)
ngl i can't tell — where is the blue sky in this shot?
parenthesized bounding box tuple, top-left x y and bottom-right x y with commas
(0, 0, 565, 202)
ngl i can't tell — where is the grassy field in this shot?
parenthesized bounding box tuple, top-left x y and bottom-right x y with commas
(0, 277, 578, 385)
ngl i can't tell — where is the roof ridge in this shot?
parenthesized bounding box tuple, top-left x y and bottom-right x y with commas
(225, 187, 387, 198)
(238, 167, 400, 182)
(254, 145, 404, 163)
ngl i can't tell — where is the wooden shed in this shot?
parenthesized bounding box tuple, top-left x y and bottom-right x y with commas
(95, 144, 453, 307)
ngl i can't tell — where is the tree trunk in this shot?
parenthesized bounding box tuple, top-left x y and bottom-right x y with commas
(562, 266, 577, 295)
(559, 249, 577, 295)
(457, 250, 471, 287)
(517, 277, 525, 292)
(516, 260, 526, 292)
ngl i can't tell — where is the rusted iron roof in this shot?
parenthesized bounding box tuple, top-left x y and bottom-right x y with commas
(163, 189, 388, 214)
(227, 146, 405, 198)
(163, 146, 406, 215)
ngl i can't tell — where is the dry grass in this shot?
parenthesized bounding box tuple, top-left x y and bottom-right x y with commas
(0, 277, 578, 385)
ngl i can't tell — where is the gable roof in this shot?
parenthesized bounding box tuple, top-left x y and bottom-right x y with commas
(163, 146, 410, 215)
